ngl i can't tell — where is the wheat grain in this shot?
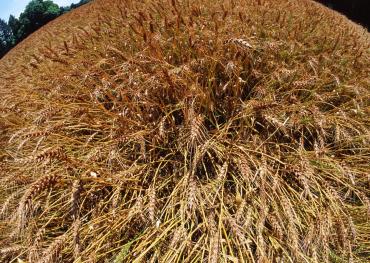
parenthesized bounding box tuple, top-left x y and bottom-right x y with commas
(208, 212, 219, 263)
(147, 187, 156, 224)
(73, 218, 81, 260)
(71, 179, 82, 219)
(0, 0, 369, 261)
(40, 234, 67, 263)
(225, 38, 254, 49)
(29, 227, 45, 263)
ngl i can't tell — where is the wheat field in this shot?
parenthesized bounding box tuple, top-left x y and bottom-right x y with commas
(0, 0, 369, 262)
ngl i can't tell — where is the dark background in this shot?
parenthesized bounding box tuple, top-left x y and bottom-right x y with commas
(316, 0, 370, 30)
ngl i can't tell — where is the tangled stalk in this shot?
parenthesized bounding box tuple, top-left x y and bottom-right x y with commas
(0, 0, 369, 262)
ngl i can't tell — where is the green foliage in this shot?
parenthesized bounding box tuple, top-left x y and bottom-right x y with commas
(0, 0, 91, 58)
(71, 0, 91, 9)
(60, 6, 72, 14)
(16, 0, 61, 41)
(113, 242, 133, 263)
(0, 19, 13, 57)
(7, 15, 20, 45)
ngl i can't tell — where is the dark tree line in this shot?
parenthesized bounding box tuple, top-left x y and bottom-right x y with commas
(317, 0, 370, 30)
(1, 0, 368, 59)
(0, 0, 90, 58)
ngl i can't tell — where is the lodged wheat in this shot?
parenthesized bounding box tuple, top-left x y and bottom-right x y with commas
(0, 0, 369, 262)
